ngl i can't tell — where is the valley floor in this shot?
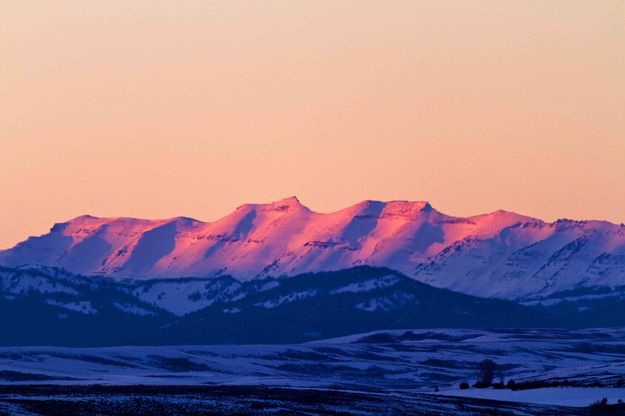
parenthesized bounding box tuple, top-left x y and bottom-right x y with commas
(2, 328, 625, 415)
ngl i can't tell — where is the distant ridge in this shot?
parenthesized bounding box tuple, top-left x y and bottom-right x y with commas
(2, 197, 625, 299)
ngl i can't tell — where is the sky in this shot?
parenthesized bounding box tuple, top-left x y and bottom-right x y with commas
(1, 0, 624, 249)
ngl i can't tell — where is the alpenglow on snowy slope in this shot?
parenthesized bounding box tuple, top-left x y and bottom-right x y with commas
(2, 197, 625, 300)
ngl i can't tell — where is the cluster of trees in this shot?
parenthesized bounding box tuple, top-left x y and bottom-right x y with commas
(458, 359, 516, 390)
(455, 358, 625, 411)
(590, 398, 625, 411)
(453, 359, 625, 410)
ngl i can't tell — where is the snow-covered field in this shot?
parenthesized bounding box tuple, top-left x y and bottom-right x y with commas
(434, 387, 625, 407)
(3, 328, 625, 414)
(2, 328, 625, 399)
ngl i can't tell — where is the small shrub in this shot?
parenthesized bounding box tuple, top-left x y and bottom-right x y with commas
(459, 382, 470, 390)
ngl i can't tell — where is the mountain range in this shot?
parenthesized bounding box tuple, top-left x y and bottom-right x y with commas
(2, 197, 625, 300)
(4, 264, 625, 346)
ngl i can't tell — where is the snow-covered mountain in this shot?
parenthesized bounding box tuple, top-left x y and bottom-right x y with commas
(4, 264, 625, 345)
(0, 266, 554, 345)
(2, 197, 625, 299)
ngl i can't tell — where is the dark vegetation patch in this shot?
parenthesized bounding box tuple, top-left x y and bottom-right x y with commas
(352, 350, 404, 362)
(566, 343, 625, 355)
(419, 372, 461, 382)
(397, 331, 481, 343)
(146, 356, 212, 372)
(53, 353, 142, 368)
(275, 349, 332, 362)
(0, 371, 77, 382)
(420, 359, 479, 370)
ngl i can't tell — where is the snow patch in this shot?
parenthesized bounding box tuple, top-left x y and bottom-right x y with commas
(257, 290, 318, 309)
(331, 275, 399, 294)
(113, 302, 156, 316)
(46, 300, 97, 315)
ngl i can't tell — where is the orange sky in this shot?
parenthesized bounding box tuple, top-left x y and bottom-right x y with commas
(1, 0, 624, 249)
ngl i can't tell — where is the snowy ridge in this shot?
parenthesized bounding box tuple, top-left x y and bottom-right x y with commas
(0, 266, 560, 346)
(4, 265, 625, 345)
(2, 197, 625, 299)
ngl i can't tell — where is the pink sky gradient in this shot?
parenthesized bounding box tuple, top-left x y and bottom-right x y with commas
(1, 0, 624, 249)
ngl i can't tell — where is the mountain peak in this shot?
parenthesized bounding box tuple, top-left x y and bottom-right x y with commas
(348, 200, 434, 213)
(389, 200, 433, 211)
(236, 196, 309, 214)
(70, 214, 99, 221)
(264, 196, 309, 213)
(380, 200, 435, 219)
(271, 196, 304, 207)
